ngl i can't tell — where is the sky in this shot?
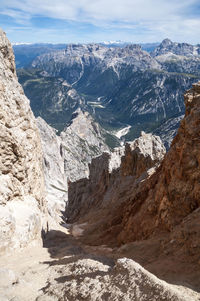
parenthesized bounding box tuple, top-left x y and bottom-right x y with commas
(0, 0, 200, 44)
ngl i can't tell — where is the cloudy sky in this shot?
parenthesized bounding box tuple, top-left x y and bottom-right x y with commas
(0, 0, 200, 44)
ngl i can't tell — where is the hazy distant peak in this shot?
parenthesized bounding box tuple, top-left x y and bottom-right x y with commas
(160, 38, 173, 47)
(152, 38, 200, 57)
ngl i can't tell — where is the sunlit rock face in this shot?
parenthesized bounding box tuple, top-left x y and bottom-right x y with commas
(117, 81, 200, 245)
(0, 28, 45, 253)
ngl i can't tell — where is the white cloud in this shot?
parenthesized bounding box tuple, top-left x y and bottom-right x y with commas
(1, 0, 198, 23)
(1, 0, 200, 43)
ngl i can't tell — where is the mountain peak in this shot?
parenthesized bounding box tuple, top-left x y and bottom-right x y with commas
(161, 38, 173, 47)
(152, 38, 199, 57)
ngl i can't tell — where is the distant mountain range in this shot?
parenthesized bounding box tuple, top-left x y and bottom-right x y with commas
(15, 39, 200, 149)
(13, 42, 159, 68)
(13, 43, 66, 68)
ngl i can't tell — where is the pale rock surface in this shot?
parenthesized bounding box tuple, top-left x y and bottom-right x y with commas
(108, 146, 125, 172)
(1, 227, 199, 301)
(0, 28, 45, 253)
(38, 254, 199, 301)
(36, 109, 109, 220)
(36, 117, 67, 222)
(60, 109, 109, 182)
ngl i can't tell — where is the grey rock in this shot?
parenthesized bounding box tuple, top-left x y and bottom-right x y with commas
(37, 109, 109, 220)
(0, 28, 45, 254)
(32, 43, 160, 85)
(152, 39, 200, 57)
(67, 132, 165, 222)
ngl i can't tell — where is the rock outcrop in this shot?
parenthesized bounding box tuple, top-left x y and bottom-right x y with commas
(36, 117, 67, 222)
(0, 28, 45, 253)
(65, 83, 200, 291)
(118, 82, 200, 243)
(67, 132, 165, 225)
(69, 82, 200, 252)
(40, 257, 198, 301)
(60, 109, 109, 182)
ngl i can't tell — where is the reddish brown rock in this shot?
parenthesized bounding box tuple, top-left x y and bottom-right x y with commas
(118, 82, 200, 244)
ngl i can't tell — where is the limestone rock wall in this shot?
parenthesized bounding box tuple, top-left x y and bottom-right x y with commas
(0, 28, 45, 253)
(67, 133, 165, 225)
(36, 110, 110, 222)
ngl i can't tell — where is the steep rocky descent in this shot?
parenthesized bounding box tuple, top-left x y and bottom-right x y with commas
(68, 82, 200, 247)
(117, 81, 200, 243)
(67, 132, 165, 224)
(0, 28, 45, 253)
(1, 227, 199, 301)
(64, 83, 200, 292)
(70, 82, 200, 283)
(37, 110, 110, 221)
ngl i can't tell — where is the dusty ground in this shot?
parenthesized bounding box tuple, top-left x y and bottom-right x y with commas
(0, 224, 200, 301)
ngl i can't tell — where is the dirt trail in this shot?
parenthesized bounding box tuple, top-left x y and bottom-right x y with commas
(0, 225, 114, 301)
(0, 224, 200, 301)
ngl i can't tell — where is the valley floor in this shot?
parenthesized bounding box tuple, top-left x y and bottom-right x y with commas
(0, 224, 200, 301)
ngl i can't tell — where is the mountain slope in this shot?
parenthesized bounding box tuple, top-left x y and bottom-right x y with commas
(36, 109, 111, 220)
(13, 43, 66, 68)
(65, 81, 200, 291)
(17, 68, 85, 131)
(15, 40, 200, 150)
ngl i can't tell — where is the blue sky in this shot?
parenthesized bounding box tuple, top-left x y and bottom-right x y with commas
(0, 0, 200, 44)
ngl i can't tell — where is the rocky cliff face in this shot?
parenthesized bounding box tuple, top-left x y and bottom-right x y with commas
(0, 28, 45, 253)
(37, 109, 110, 221)
(67, 132, 165, 226)
(65, 82, 200, 291)
(118, 82, 200, 244)
(67, 81, 200, 262)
